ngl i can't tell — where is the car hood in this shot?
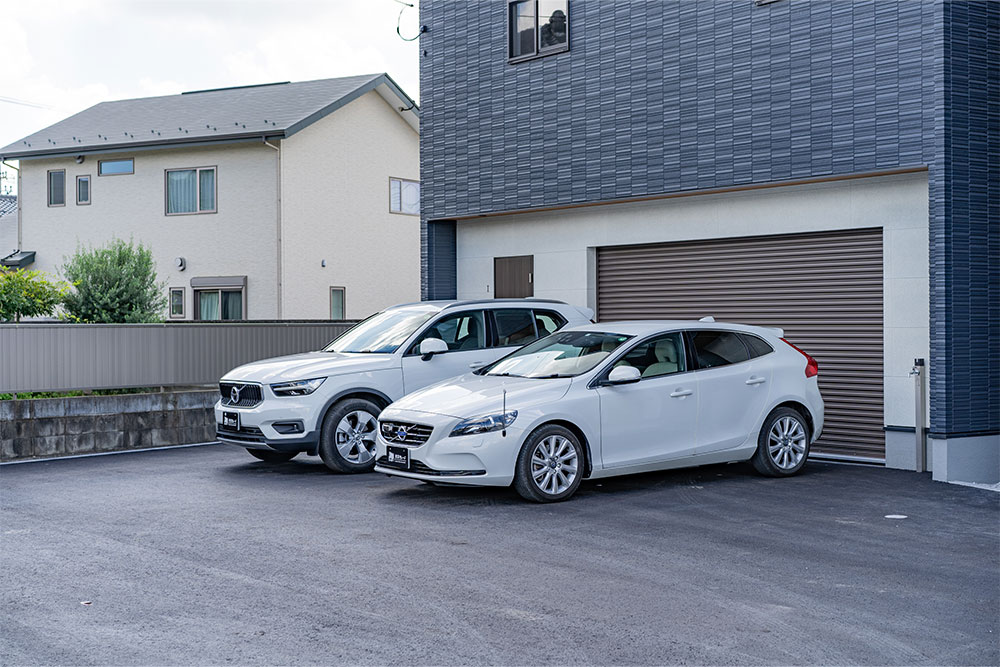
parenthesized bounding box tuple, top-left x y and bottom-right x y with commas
(389, 373, 573, 418)
(221, 351, 397, 384)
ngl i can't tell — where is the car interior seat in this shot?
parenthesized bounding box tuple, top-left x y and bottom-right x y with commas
(455, 318, 481, 350)
(642, 338, 680, 377)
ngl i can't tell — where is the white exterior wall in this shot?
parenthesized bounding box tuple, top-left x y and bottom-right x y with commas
(18, 144, 279, 319)
(455, 171, 930, 430)
(0, 212, 16, 256)
(280, 90, 420, 320)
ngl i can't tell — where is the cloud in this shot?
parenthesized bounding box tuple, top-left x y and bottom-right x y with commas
(0, 0, 421, 149)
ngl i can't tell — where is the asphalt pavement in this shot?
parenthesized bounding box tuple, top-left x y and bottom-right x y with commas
(1, 444, 997, 665)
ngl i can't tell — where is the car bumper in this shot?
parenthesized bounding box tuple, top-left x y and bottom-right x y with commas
(373, 408, 523, 487)
(214, 396, 323, 453)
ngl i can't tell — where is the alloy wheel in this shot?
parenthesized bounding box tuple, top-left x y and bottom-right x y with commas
(767, 416, 807, 470)
(335, 410, 378, 464)
(530, 435, 578, 495)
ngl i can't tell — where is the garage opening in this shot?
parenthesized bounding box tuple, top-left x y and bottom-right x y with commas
(596, 228, 884, 460)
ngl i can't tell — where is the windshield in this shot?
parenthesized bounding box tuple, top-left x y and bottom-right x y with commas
(485, 330, 633, 378)
(323, 307, 438, 354)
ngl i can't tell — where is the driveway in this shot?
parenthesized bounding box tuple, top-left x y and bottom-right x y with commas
(2, 445, 997, 665)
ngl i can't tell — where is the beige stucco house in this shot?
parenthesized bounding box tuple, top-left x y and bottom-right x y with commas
(0, 74, 420, 321)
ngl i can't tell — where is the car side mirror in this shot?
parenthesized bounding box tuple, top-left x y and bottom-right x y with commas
(606, 365, 641, 385)
(419, 338, 448, 361)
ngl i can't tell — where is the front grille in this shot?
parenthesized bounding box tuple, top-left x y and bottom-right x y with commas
(220, 382, 263, 407)
(379, 420, 433, 446)
(376, 455, 485, 477)
(216, 424, 265, 443)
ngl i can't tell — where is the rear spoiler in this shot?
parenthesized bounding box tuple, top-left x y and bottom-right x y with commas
(575, 306, 596, 323)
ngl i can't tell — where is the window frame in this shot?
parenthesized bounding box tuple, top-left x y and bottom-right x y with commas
(330, 286, 346, 320)
(47, 169, 66, 207)
(388, 176, 420, 216)
(684, 330, 753, 371)
(98, 158, 134, 176)
(405, 309, 488, 356)
(591, 330, 689, 387)
(193, 287, 245, 321)
(76, 174, 91, 205)
(164, 166, 217, 216)
(507, 0, 570, 64)
(168, 287, 185, 319)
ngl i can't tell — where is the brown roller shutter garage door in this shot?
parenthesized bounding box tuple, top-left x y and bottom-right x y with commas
(596, 228, 884, 460)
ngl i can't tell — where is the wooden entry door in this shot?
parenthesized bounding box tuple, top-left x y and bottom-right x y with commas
(494, 255, 534, 298)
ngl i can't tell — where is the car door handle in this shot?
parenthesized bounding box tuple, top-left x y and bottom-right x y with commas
(469, 361, 488, 369)
(670, 388, 693, 398)
(746, 376, 767, 385)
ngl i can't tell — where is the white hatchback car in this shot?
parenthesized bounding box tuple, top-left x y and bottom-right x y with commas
(214, 299, 593, 472)
(374, 320, 824, 502)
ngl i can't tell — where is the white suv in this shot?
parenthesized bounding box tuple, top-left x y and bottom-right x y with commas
(214, 299, 593, 471)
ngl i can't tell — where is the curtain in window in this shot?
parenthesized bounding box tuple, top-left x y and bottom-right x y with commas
(221, 290, 242, 320)
(167, 170, 197, 213)
(198, 291, 220, 320)
(48, 171, 65, 206)
(199, 169, 215, 211)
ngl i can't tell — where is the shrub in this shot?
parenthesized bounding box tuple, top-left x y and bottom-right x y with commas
(61, 239, 166, 323)
(0, 267, 71, 322)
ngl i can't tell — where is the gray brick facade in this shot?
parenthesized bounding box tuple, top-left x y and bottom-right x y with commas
(419, 1, 998, 440)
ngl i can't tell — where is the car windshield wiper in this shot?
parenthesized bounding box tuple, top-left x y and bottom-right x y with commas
(487, 372, 524, 378)
(530, 374, 574, 379)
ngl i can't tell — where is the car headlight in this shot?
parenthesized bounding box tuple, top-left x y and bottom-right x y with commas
(449, 410, 517, 437)
(270, 377, 326, 397)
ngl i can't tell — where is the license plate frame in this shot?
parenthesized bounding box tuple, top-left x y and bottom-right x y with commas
(386, 445, 410, 469)
(222, 411, 240, 430)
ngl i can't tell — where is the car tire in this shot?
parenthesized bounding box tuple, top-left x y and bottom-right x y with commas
(752, 407, 811, 477)
(513, 424, 585, 503)
(318, 398, 381, 474)
(246, 448, 298, 463)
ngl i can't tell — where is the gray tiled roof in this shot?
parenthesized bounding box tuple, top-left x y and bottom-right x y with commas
(0, 195, 16, 217)
(1, 73, 417, 160)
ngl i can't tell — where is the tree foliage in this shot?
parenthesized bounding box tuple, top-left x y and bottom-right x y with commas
(61, 239, 166, 323)
(0, 268, 71, 322)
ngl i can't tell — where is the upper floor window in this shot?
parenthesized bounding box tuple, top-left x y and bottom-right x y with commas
(98, 158, 134, 176)
(509, 0, 568, 61)
(47, 170, 65, 207)
(76, 175, 91, 205)
(166, 167, 216, 215)
(390, 177, 419, 215)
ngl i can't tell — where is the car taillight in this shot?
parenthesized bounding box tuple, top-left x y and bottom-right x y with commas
(781, 338, 819, 378)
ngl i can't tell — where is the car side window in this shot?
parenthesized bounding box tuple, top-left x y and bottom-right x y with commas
(613, 332, 686, 379)
(410, 310, 486, 353)
(690, 331, 750, 369)
(740, 333, 774, 359)
(494, 309, 538, 347)
(534, 309, 567, 337)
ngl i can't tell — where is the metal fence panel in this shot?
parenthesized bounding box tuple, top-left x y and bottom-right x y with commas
(0, 322, 357, 393)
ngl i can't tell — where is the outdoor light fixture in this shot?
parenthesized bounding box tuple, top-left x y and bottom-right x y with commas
(75, 155, 85, 164)
(175, 257, 186, 271)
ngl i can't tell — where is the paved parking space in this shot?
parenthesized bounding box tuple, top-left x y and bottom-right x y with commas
(2, 444, 997, 665)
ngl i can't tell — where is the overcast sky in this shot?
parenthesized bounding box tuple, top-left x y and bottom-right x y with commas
(0, 0, 422, 152)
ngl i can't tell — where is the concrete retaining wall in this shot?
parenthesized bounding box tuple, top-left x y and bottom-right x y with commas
(0, 390, 218, 462)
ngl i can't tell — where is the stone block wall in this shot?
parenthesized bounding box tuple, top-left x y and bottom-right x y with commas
(0, 390, 218, 461)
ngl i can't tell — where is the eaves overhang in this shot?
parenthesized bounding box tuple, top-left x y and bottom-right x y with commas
(0, 132, 288, 162)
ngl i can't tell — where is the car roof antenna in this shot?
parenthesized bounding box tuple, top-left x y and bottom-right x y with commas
(699, 316, 715, 322)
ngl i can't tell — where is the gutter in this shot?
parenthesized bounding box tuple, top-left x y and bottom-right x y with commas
(1, 132, 287, 162)
(2, 159, 21, 250)
(263, 139, 282, 319)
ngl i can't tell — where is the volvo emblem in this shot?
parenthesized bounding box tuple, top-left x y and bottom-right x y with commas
(230, 386, 241, 404)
